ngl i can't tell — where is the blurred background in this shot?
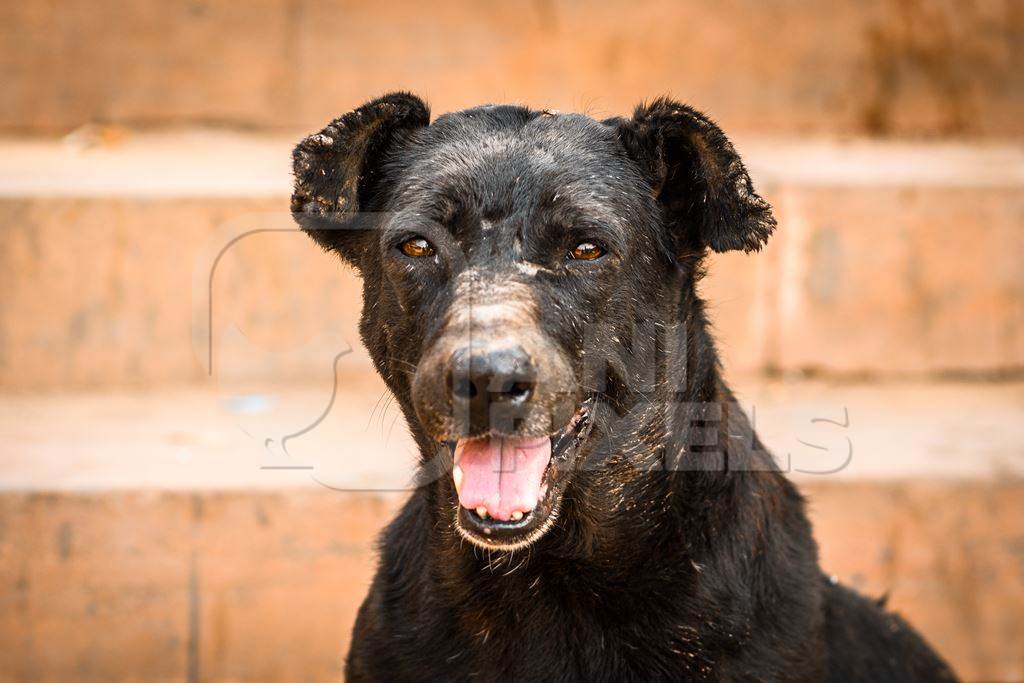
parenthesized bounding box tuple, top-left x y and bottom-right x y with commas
(1, 1, 1022, 680)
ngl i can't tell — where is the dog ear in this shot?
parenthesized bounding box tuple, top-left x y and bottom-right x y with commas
(616, 98, 775, 254)
(291, 92, 430, 267)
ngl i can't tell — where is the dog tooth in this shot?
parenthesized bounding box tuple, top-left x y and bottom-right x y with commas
(476, 506, 489, 519)
(511, 511, 524, 521)
(453, 465, 463, 493)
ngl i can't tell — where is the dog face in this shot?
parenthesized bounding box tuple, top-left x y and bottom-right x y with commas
(292, 93, 774, 550)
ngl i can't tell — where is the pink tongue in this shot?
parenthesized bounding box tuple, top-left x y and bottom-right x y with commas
(454, 437, 551, 521)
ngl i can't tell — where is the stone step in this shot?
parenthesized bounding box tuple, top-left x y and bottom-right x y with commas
(2, 132, 1022, 389)
(1, 377, 1022, 680)
(4, 376, 1022, 490)
(0, 486, 1019, 682)
(2, 0, 1021, 137)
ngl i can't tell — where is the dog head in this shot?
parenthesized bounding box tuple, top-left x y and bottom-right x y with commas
(292, 92, 774, 550)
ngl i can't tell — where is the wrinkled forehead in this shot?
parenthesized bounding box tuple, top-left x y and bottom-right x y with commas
(389, 110, 647, 224)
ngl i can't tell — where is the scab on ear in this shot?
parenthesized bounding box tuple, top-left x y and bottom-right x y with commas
(617, 98, 775, 254)
(291, 92, 430, 268)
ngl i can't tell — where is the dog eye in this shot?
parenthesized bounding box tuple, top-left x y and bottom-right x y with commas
(399, 236, 435, 258)
(568, 242, 605, 261)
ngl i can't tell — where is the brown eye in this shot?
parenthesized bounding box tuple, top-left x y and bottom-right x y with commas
(569, 242, 605, 261)
(399, 237, 435, 258)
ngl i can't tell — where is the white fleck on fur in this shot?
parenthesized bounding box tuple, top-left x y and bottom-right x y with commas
(515, 261, 551, 277)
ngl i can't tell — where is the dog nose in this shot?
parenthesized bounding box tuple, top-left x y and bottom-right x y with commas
(447, 346, 535, 432)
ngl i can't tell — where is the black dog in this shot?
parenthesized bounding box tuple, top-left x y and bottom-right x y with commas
(292, 93, 957, 681)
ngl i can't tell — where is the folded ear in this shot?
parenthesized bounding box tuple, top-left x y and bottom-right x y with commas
(291, 92, 430, 267)
(616, 98, 775, 254)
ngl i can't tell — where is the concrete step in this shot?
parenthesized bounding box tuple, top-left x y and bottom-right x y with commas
(2, 485, 1015, 683)
(1, 377, 1023, 681)
(0, 484, 1019, 682)
(3, 376, 1022, 490)
(1, 132, 1022, 389)
(710, 142, 1024, 378)
(1, 375, 1022, 680)
(1, 0, 1021, 138)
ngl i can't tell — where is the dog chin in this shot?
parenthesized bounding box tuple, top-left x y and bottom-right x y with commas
(446, 398, 595, 551)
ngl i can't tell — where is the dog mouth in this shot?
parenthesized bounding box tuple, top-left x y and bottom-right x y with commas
(449, 398, 595, 549)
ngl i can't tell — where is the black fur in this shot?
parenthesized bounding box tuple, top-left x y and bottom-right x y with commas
(292, 93, 957, 682)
